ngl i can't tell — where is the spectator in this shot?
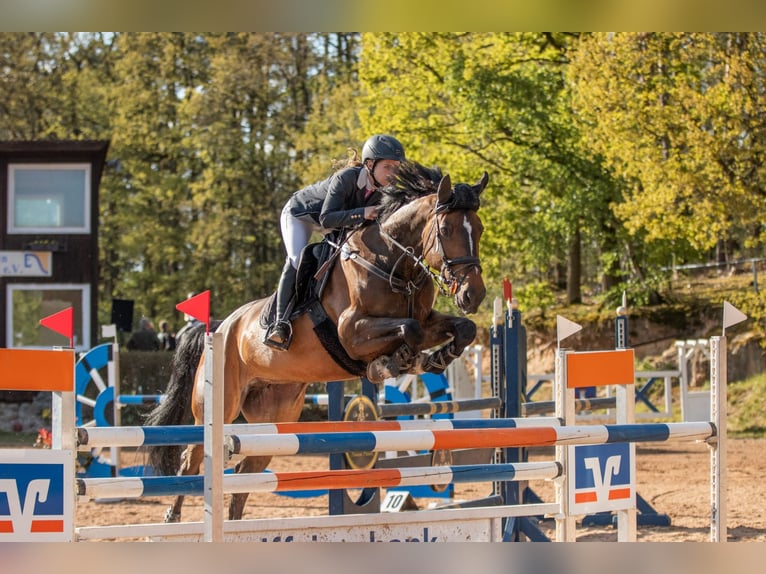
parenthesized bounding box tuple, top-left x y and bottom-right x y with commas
(126, 317, 161, 351)
(157, 320, 176, 351)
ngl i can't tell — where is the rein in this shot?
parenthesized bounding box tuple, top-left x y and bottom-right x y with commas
(331, 202, 481, 309)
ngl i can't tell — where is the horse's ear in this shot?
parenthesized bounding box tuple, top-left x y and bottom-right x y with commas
(437, 175, 452, 204)
(476, 172, 489, 194)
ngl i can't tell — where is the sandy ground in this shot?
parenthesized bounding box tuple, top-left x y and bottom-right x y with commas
(73, 437, 765, 542)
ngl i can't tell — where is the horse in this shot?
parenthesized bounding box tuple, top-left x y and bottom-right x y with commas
(145, 162, 489, 522)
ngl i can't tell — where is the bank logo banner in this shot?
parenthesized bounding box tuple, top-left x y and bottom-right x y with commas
(569, 443, 635, 515)
(0, 449, 73, 541)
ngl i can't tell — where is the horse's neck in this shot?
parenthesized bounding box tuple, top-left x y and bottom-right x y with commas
(380, 196, 435, 256)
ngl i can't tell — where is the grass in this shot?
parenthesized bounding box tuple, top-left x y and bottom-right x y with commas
(728, 373, 766, 437)
(0, 431, 39, 447)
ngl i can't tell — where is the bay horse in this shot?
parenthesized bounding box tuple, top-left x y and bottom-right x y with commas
(145, 162, 488, 522)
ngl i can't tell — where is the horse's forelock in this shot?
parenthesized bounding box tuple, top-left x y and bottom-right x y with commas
(378, 161, 443, 221)
(435, 182, 481, 213)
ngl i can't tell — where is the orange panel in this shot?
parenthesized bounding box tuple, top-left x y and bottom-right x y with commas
(565, 349, 634, 388)
(0, 349, 74, 392)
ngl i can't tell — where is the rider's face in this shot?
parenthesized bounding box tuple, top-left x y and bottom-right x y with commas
(370, 159, 401, 186)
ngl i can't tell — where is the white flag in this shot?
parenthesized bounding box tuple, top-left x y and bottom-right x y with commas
(557, 315, 582, 345)
(722, 301, 747, 333)
(101, 324, 117, 338)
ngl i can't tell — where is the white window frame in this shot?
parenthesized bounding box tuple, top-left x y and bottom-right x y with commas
(7, 163, 92, 234)
(6, 283, 91, 351)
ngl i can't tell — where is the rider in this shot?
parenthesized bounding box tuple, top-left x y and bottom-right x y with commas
(263, 134, 406, 350)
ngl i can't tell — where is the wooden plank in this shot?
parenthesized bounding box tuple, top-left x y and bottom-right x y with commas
(0, 349, 74, 391)
(566, 349, 634, 388)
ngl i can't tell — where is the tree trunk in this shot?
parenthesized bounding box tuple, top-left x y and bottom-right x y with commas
(567, 225, 582, 304)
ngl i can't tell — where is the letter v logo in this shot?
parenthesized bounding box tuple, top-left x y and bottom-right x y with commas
(584, 455, 621, 502)
(0, 478, 51, 534)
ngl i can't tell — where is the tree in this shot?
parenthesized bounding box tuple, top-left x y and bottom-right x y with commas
(102, 33, 209, 324)
(570, 33, 766, 275)
(180, 33, 327, 315)
(357, 33, 623, 307)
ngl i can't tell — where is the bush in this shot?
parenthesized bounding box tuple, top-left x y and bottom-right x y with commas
(114, 351, 174, 425)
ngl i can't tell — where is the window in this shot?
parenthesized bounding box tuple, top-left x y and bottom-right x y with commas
(6, 283, 90, 350)
(8, 163, 91, 233)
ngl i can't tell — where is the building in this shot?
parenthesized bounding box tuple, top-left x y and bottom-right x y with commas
(0, 140, 109, 365)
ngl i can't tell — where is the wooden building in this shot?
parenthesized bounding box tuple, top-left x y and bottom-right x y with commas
(0, 140, 109, 359)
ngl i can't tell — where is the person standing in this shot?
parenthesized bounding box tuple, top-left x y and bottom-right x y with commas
(157, 320, 176, 351)
(126, 317, 161, 351)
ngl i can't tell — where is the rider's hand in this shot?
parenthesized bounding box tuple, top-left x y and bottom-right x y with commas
(364, 206, 381, 220)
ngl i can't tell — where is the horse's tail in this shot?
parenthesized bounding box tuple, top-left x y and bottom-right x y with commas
(144, 320, 221, 476)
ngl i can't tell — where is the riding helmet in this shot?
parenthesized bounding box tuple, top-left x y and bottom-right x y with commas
(362, 134, 406, 163)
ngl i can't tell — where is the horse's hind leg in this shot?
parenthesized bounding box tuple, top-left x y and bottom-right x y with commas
(228, 382, 309, 519)
(228, 455, 273, 520)
(164, 443, 204, 523)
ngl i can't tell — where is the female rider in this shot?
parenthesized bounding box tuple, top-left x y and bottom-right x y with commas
(264, 134, 406, 350)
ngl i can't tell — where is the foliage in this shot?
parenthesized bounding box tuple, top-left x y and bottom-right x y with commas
(356, 33, 636, 309)
(3, 33, 766, 325)
(728, 374, 766, 437)
(570, 33, 766, 264)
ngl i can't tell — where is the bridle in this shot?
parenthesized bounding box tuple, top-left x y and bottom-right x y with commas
(335, 196, 481, 306)
(430, 203, 482, 296)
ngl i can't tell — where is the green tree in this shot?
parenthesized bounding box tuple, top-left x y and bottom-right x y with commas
(358, 33, 622, 308)
(181, 33, 327, 316)
(570, 33, 766, 274)
(101, 33, 209, 326)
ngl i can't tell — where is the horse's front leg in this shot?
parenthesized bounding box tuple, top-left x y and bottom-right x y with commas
(413, 311, 477, 375)
(337, 309, 425, 382)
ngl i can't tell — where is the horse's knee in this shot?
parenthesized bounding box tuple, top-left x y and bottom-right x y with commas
(400, 319, 424, 349)
(453, 318, 477, 347)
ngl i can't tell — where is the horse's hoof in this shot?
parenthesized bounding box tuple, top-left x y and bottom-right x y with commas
(366, 355, 397, 382)
(164, 509, 181, 523)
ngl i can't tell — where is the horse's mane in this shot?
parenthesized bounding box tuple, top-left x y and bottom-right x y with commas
(378, 161, 443, 221)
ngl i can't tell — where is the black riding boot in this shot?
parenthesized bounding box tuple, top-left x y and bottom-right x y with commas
(264, 262, 297, 351)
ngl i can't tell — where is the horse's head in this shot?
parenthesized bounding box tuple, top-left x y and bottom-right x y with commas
(430, 171, 489, 314)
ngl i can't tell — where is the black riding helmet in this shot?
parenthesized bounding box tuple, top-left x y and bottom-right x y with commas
(362, 135, 405, 188)
(362, 134, 406, 163)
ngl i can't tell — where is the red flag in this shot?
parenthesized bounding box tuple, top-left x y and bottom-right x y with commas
(176, 290, 210, 333)
(503, 278, 512, 303)
(39, 307, 74, 347)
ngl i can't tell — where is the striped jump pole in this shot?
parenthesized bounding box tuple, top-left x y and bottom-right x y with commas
(76, 416, 562, 450)
(522, 396, 618, 416)
(116, 394, 163, 405)
(228, 422, 716, 457)
(76, 461, 562, 500)
(377, 397, 502, 418)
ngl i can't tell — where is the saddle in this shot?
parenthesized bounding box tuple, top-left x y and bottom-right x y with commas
(259, 237, 367, 376)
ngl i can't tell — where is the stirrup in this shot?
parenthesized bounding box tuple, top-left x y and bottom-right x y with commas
(263, 320, 293, 351)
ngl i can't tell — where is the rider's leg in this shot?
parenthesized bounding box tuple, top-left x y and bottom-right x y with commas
(264, 205, 312, 350)
(264, 259, 297, 349)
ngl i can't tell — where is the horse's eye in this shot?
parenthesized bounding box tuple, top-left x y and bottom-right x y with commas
(439, 224, 452, 237)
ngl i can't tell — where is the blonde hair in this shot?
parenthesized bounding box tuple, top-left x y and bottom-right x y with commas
(331, 147, 363, 171)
